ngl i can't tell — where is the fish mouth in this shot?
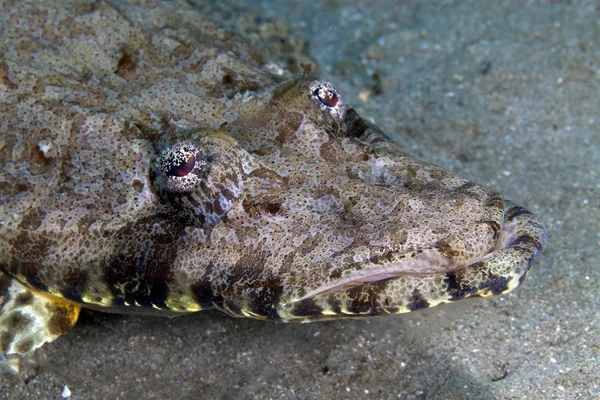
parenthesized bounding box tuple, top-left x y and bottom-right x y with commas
(294, 199, 547, 305)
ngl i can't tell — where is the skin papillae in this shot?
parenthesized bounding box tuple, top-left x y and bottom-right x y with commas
(0, 0, 546, 359)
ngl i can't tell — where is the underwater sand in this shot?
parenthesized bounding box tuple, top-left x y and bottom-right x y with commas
(2, 0, 598, 399)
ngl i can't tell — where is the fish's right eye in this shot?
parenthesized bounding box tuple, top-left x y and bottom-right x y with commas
(310, 80, 346, 121)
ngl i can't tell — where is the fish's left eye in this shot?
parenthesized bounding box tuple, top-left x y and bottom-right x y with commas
(310, 80, 346, 121)
(156, 141, 205, 193)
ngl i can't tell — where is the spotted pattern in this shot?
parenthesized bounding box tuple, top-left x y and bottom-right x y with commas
(0, 0, 547, 358)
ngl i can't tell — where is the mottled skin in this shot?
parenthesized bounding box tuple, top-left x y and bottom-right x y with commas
(0, 0, 546, 359)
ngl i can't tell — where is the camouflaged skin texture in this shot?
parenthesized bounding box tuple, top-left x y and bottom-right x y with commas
(0, 0, 546, 334)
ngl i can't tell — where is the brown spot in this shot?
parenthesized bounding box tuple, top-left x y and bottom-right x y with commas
(46, 303, 78, 336)
(265, 201, 282, 215)
(221, 73, 233, 85)
(218, 68, 262, 98)
(222, 188, 235, 201)
(485, 221, 502, 241)
(249, 168, 288, 184)
(275, 118, 302, 146)
(320, 140, 342, 163)
(8, 312, 32, 331)
(0, 332, 15, 352)
(132, 179, 144, 193)
(242, 196, 284, 218)
(291, 298, 323, 317)
(125, 122, 161, 142)
(115, 48, 137, 78)
(69, 112, 87, 137)
(404, 165, 417, 187)
(15, 338, 34, 354)
(407, 289, 430, 311)
(370, 251, 396, 265)
(485, 193, 504, 211)
(329, 268, 343, 280)
(15, 291, 34, 306)
(32, 143, 53, 167)
(0, 60, 17, 89)
(437, 241, 458, 259)
(347, 279, 391, 314)
(505, 205, 534, 221)
(509, 234, 541, 252)
(0, 273, 12, 294)
(18, 209, 47, 231)
(213, 199, 225, 215)
(429, 169, 448, 181)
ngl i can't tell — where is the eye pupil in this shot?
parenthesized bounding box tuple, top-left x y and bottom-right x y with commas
(167, 154, 195, 177)
(315, 88, 339, 108)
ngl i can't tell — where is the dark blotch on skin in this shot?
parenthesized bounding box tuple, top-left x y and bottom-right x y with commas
(15, 291, 34, 306)
(485, 193, 504, 210)
(103, 217, 184, 309)
(0, 273, 11, 295)
(46, 303, 77, 336)
(0, 331, 15, 352)
(105, 254, 170, 308)
(115, 48, 138, 78)
(15, 338, 34, 354)
(247, 281, 284, 318)
(509, 234, 541, 253)
(61, 269, 90, 303)
(505, 205, 533, 220)
(292, 298, 323, 317)
(225, 299, 242, 316)
(437, 241, 458, 260)
(8, 311, 32, 331)
(347, 279, 390, 314)
(265, 201, 282, 215)
(481, 273, 511, 296)
(444, 272, 475, 300)
(326, 297, 342, 314)
(190, 280, 214, 309)
(9, 234, 50, 293)
(408, 289, 430, 311)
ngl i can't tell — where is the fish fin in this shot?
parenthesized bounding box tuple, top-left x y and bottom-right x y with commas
(0, 273, 80, 373)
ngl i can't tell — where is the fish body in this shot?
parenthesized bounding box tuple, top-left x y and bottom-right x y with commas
(0, 0, 546, 363)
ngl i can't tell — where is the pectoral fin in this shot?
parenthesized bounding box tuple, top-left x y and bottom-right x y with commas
(0, 273, 80, 372)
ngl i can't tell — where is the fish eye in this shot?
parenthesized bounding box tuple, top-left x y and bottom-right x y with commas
(310, 80, 346, 121)
(156, 141, 206, 193)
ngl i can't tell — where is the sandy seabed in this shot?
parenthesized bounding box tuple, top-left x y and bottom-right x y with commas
(2, 1, 598, 399)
